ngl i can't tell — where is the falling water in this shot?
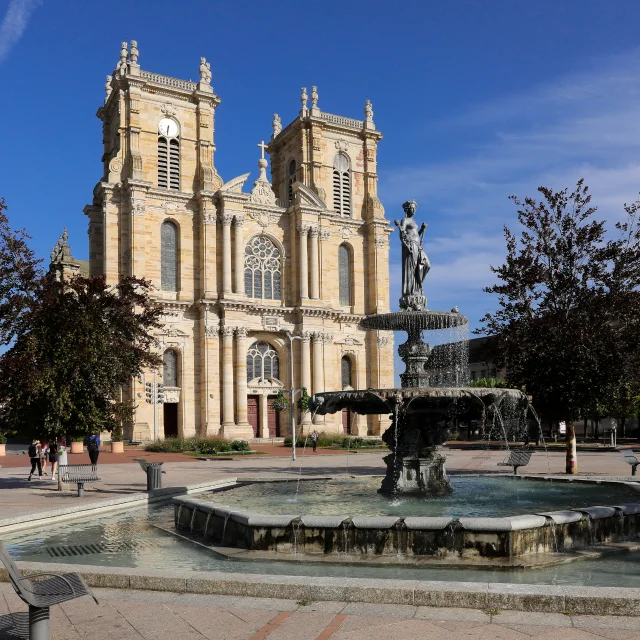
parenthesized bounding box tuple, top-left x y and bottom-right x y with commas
(221, 513, 230, 546)
(176, 504, 183, 527)
(294, 407, 318, 501)
(203, 512, 212, 541)
(527, 405, 552, 478)
(189, 508, 197, 532)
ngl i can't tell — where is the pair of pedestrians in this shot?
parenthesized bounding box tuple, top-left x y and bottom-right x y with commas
(28, 439, 61, 480)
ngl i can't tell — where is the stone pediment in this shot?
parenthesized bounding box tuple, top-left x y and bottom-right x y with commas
(335, 335, 364, 346)
(219, 173, 251, 194)
(293, 183, 326, 210)
(161, 326, 190, 338)
(247, 377, 284, 389)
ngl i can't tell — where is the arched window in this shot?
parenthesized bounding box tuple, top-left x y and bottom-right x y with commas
(338, 243, 352, 306)
(246, 341, 280, 382)
(287, 159, 296, 201)
(333, 153, 351, 215)
(244, 236, 281, 300)
(157, 120, 180, 190)
(341, 356, 352, 389)
(163, 349, 178, 387)
(161, 221, 179, 291)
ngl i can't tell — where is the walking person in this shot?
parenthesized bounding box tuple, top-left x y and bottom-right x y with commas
(311, 430, 319, 453)
(87, 433, 100, 468)
(40, 441, 48, 475)
(48, 441, 59, 480)
(27, 440, 42, 480)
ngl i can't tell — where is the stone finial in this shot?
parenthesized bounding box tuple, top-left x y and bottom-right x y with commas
(199, 57, 212, 84)
(118, 41, 128, 76)
(250, 141, 276, 206)
(365, 99, 374, 122)
(105, 75, 112, 102)
(300, 87, 308, 110)
(130, 40, 139, 64)
(311, 86, 319, 108)
(272, 113, 282, 138)
(451, 306, 459, 313)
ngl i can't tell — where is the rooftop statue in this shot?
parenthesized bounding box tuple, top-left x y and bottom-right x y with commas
(394, 200, 430, 311)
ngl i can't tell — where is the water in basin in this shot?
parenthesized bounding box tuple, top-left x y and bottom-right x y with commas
(202, 476, 639, 517)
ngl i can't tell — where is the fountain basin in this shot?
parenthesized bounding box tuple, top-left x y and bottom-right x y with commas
(360, 310, 468, 332)
(173, 478, 640, 561)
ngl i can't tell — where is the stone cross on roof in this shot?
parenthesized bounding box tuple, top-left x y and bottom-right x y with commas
(257, 141, 268, 160)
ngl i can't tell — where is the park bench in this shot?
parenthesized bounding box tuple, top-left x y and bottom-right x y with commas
(621, 450, 639, 476)
(0, 541, 97, 640)
(497, 449, 533, 476)
(132, 458, 165, 491)
(57, 464, 100, 497)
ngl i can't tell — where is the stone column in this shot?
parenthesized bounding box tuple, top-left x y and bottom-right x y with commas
(233, 215, 244, 295)
(235, 327, 248, 427)
(309, 226, 320, 300)
(298, 224, 309, 301)
(220, 326, 235, 430)
(301, 331, 312, 426)
(259, 394, 269, 438)
(221, 214, 234, 295)
(312, 332, 325, 425)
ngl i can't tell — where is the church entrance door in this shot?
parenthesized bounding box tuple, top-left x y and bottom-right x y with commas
(342, 408, 351, 435)
(267, 396, 280, 437)
(247, 395, 259, 437)
(164, 404, 178, 438)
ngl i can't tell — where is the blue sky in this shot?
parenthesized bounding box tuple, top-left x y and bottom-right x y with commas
(2, 0, 640, 340)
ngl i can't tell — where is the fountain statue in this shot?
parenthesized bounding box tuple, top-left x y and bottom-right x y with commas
(310, 201, 529, 496)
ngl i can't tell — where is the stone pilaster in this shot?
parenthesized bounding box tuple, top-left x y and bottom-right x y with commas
(220, 326, 235, 431)
(233, 215, 245, 295)
(312, 332, 325, 425)
(199, 197, 217, 298)
(300, 331, 312, 426)
(298, 224, 309, 301)
(221, 213, 234, 295)
(309, 226, 320, 300)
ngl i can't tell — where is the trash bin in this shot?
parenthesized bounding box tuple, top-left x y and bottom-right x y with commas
(146, 463, 164, 490)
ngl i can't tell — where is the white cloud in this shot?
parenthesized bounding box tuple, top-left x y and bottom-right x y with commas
(380, 48, 640, 329)
(0, 0, 41, 64)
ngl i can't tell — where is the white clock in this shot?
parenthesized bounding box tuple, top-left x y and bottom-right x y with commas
(158, 117, 179, 138)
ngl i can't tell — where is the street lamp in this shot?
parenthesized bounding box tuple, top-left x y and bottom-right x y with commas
(284, 330, 302, 461)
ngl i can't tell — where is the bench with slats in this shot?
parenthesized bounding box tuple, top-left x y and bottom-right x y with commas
(57, 464, 100, 497)
(622, 450, 639, 476)
(497, 449, 533, 476)
(0, 541, 97, 640)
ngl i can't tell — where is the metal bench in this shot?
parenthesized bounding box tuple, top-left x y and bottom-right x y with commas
(622, 450, 639, 476)
(497, 449, 533, 476)
(0, 542, 97, 640)
(57, 464, 100, 497)
(132, 458, 165, 491)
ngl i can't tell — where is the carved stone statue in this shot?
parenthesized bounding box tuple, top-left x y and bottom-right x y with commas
(199, 57, 212, 84)
(394, 200, 430, 310)
(300, 87, 308, 110)
(364, 99, 373, 122)
(272, 113, 282, 137)
(311, 86, 318, 107)
(130, 40, 139, 64)
(105, 75, 112, 101)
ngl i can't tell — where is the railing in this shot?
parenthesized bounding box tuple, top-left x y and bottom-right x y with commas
(319, 112, 363, 129)
(141, 71, 196, 91)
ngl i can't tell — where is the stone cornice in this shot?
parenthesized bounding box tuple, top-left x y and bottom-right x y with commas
(200, 299, 295, 317)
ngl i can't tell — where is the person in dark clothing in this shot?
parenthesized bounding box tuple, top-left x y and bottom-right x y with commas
(87, 433, 100, 467)
(311, 430, 319, 453)
(28, 440, 42, 480)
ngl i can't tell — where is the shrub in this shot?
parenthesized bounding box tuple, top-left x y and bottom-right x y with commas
(144, 436, 251, 454)
(231, 439, 250, 452)
(145, 437, 187, 453)
(284, 432, 384, 449)
(0, 433, 7, 444)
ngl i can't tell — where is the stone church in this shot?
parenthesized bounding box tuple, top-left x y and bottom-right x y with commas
(81, 41, 394, 441)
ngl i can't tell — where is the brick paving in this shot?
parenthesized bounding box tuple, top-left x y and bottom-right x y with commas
(2, 585, 640, 639)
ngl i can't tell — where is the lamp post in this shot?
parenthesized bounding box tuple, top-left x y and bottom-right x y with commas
(284, 331, 302, 461)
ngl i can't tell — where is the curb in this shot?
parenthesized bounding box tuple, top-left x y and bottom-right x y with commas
(1, 562, 639, 616)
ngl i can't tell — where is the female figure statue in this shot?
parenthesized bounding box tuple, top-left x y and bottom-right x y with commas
(394, 200, 430, 309)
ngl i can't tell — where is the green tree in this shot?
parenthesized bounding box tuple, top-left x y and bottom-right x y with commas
(479, 180, 640, 471)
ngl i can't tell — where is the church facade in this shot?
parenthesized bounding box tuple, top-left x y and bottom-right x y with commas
(83, 41, 394, 441)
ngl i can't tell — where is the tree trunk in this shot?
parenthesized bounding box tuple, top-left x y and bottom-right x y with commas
(566, 421, 578, 474)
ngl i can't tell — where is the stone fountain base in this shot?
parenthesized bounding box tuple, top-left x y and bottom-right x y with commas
(379, 451, 452, 496)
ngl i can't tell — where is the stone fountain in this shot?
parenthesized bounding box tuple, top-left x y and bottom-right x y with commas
(310, 200, 529, 496)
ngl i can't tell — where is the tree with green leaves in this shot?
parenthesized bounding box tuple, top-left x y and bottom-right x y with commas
(479, 180, 640, 472)
(0, 199, 162, 440)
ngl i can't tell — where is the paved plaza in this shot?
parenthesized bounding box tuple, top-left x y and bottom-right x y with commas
(1, 447, 639, 639)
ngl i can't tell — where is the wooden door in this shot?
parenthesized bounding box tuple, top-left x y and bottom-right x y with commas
(342, 408, 351, 435)
(163, 403, 178, 438)
(247, 395, 259, 437)
(267, 397, 279, 437)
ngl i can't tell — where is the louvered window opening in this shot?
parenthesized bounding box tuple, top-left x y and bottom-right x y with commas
(338, 244, 351, 306)
(246, 341, 280, 382)
(341, 356, 352, 389)
(244, 236, 281, 300)
(158, 136, 180, 190)
(161, 221, 178, 291)
(287, 159, 296, 201)
(333, 153, 351, 215)
(163, 350, 178, 387)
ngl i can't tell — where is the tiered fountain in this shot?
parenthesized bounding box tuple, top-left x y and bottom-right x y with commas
(309, 200, 529, 495)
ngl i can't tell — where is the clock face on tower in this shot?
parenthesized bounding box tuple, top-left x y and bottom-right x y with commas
(158, 118, 179, 138)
